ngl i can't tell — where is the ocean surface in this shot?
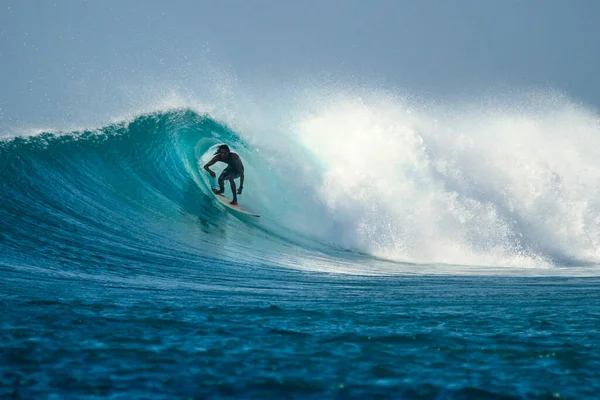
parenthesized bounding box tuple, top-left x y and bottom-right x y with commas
(2, 107, 600, 399)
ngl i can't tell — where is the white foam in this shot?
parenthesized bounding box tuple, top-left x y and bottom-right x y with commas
(278, 89, 600, 267)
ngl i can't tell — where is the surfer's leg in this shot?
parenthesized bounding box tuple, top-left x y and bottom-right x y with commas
(215, 170, 228, 194)
(228, 176, 238, 205)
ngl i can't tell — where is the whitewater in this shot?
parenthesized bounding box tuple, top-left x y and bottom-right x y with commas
(2, 87, 600, 399)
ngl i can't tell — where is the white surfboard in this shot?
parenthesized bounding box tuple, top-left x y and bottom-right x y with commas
(212, 190, 260, 217)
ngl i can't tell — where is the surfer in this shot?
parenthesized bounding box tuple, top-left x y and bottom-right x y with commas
(204, 144, 245, 205)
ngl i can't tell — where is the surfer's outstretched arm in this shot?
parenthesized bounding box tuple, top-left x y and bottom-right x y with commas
(203, 156, 219, 178)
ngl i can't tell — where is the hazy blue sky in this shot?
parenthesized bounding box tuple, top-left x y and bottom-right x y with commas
(1, 0, 599, 130)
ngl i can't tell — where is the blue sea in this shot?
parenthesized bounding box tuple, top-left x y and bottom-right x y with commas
(2, 105, 600, 399)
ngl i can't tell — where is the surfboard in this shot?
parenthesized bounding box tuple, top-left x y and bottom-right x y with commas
(212, 189, 260, 217)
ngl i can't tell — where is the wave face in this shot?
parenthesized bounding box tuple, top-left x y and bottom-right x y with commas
(2, 95, 600, 273)
(0, 109, 369, 281)
(0, 111, 291, 276)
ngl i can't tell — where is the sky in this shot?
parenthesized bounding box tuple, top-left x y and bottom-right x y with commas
(1, 0, 599, 131)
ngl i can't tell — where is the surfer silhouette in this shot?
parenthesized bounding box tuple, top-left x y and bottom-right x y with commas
(204, 144, 245, 205)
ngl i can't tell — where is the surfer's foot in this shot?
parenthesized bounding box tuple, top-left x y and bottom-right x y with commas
(212, 188, 224, 195)
(230, 199, 238, 205)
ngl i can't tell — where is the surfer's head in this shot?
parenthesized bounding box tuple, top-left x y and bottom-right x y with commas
(214, 144, 230, 157)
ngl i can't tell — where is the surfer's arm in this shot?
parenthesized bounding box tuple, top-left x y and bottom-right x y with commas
(203, 156, 219, 177)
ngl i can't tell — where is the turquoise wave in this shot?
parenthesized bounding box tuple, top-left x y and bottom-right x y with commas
(0, 109, 353, 281)
(3, 106, 599, 276)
